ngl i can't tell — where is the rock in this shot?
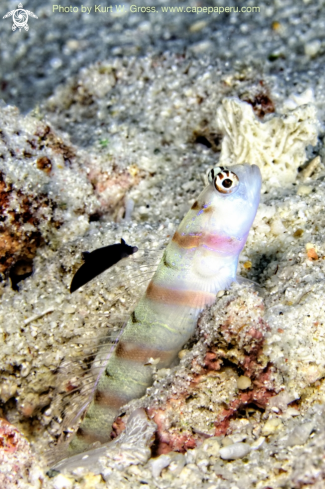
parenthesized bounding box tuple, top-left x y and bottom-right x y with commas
(168, 452, 186, 476)
(250, 437, 265, 450)
(201, 437, 221, 456)
(0, 418, 43, 488)
(52, 473, 74, 489)
(150, 454, 172, 478)
(262, 418, 283, 436)
(0, 106, 98, 278)
(237, 376, 252, 390)
(219, 442, 251, 460)
(285, 422, 314, 447)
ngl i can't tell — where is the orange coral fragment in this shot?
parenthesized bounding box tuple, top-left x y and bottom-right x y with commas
(307, 248, 318, 260)
(0, 419, 20, 454)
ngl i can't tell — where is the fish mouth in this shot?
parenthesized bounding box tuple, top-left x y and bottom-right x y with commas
(237, 163, 262, 201)
(249, 163, 262, 179)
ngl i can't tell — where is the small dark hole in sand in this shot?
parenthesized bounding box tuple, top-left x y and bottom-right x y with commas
(195, 135, 212, 148)
(89, 212, 101, 222)
(9, 259, 33, 291)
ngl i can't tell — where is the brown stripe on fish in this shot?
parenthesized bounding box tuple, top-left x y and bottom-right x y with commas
(115, 340, 175, 364)
(73, 426, 108, 446)
(172, 231, 201, 249)
(191, 200, 200, 210)
(191, 200, 213, 213)
(172, 231, 244, 254)
(202, 205, 213, 214)
(130, 310, 139, 324)
(146, 280, 216, 308)
(94, 389, 129, 409)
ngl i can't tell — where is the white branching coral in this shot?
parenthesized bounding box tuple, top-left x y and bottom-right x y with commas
(216, 97, 318, 185)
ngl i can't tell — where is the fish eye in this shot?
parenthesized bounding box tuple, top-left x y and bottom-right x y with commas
(208, 167, 239, 194)
(215, 170, 239, 194)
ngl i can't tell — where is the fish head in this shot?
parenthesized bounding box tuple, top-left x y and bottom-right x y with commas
(202, 163, 262, 245)
(120, 238, 138, 258)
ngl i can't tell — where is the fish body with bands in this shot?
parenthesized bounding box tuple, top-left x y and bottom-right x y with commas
(60, 163, 262, 460)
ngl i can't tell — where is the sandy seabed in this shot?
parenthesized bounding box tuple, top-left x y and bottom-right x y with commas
(1, 1, 325, 487)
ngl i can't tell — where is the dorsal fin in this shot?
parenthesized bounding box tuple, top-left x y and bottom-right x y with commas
(81, 251, 90, 261)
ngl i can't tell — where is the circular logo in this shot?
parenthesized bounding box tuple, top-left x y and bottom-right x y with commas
(13, 9, 28, 29)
